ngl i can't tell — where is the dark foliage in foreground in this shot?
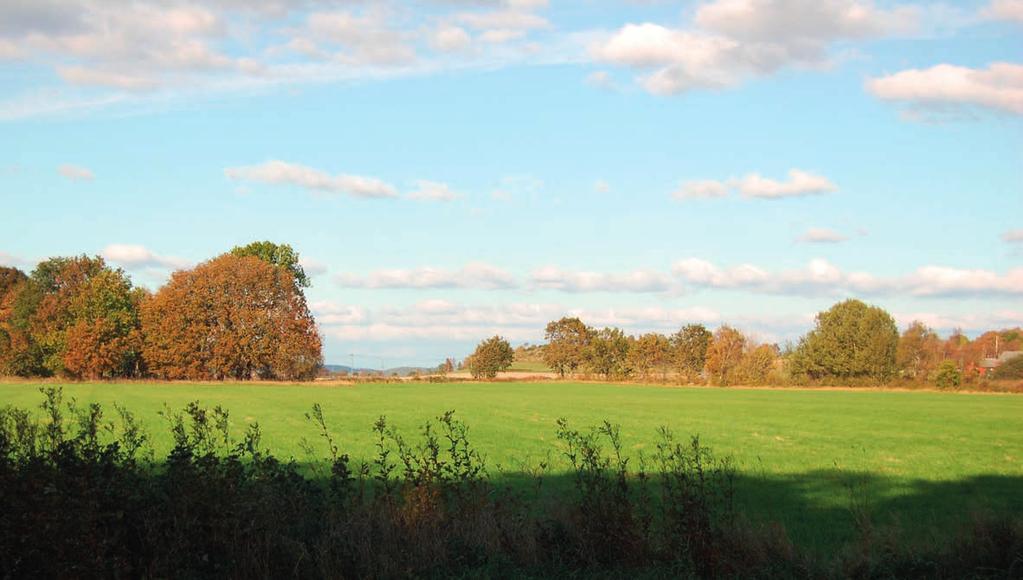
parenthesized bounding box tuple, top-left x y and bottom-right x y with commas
(0, 389, 1020, 578)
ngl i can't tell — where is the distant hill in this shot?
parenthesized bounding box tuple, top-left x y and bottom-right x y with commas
(322, 364, 435, 377)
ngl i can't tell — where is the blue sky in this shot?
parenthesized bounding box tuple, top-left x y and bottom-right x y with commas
(1, 0, 1021, 367)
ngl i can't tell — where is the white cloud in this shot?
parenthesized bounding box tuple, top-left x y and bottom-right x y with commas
(457, 10, 549, 33)
(531, 266, 674, 293)
(0, 252, 33, 269)
(57, 163, 94, 181)
(299, 256, 327, 277)
(673, 257, 1023, 298)
(798, 228, 848, 243)
(673, 179, 729, 199)
(293, 10, 416, 66)
(408, 179, 460, 201)
(336, 262, 518, 290)
(893, 309, 1023, 334)
(735, 169, 837, 198)
(2, 2, 252, 91)
(672, 258, 771, 288)
(102, 244, 190, 271)
(981, 0, 1023, 23)
(673, 169, 836, 200)
(314, 299, 722, 342)
(905, 266, 1023, 297)
(593, 0, 920, 94)
(224, 160, 399, 199)
(593, 179, 610, 193)
(867, 62, 1023, 116)
(1003, 229, 1023, 243)
(453, 1, 551, 45)
(430, 24, 472, 52)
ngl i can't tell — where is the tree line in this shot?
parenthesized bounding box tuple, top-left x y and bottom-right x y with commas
(0, 242, 322, 381)
(467, 300, 1023, 387)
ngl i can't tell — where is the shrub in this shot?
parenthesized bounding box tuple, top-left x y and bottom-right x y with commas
(932, 360, 962, 389)
(0, 388, 1019, 578)
(992, 355, 1023, 380)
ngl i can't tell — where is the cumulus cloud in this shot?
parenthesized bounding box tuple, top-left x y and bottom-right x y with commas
(867, 62, 1023, 116)
(673, 257, 1023, 298)
(336, 262, 518, 290)
(1003, 229, 1023, 243)
(101, 244, 190, 271)
(531, 266, 674, 293)
(893, 309, 1023, 334)
(57, 163, 94, 181)
(981, 0, 1023, 23)
(798, 228, 848, 243)
(674, 169, 836, 200)
(455, 4, 550, 44)
(313, 299, 722, 342)
(430, 24, 472, 52)
(224, 160, 399, 199)
(593, 0, 919, 94)
(288, 10, 416, 66)
(0, 0, 571, 118)
(407, 180, 461, 201)
(0, 1, 254, 91)
(593, 179, 611, 193)
(735, 169, 837, 198)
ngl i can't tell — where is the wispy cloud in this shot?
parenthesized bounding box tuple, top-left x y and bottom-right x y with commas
(798, 228, 848, 244)
(673, 257, 1023, 298)
(336, 262, 518, 290)
(225, 160, 399, 199)
(58, 164, 94, 182)
(531, 266, 674, 293)
(674, 169, 837, 200)
(102, 244, 191, 271)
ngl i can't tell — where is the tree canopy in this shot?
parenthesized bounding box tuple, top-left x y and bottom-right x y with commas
(790, 299, 898, 382)
(542, 317, 591, 377)
(466, 335, 514, 379)
(141, 254, 322, 380)
(230, 241, 310, 289)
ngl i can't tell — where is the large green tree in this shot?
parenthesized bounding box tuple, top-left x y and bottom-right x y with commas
(790, 299, 899, 383)
(627, 332, 669, 379)
(585, 327, 631, 380)
(542, 317, 592, 377)
(670, 323, 712, 383)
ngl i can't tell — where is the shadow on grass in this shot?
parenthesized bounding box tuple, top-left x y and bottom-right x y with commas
(2, 390, 1021, 577)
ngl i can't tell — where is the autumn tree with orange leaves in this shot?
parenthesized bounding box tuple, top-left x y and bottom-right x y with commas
(0, 257, 145, 378)
(141, 254, 322, 381)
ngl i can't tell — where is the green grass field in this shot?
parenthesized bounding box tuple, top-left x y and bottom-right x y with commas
(2, 380, 1020, 550)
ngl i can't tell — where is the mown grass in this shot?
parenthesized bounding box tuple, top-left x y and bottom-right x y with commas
(1, 380, 1020, 551)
